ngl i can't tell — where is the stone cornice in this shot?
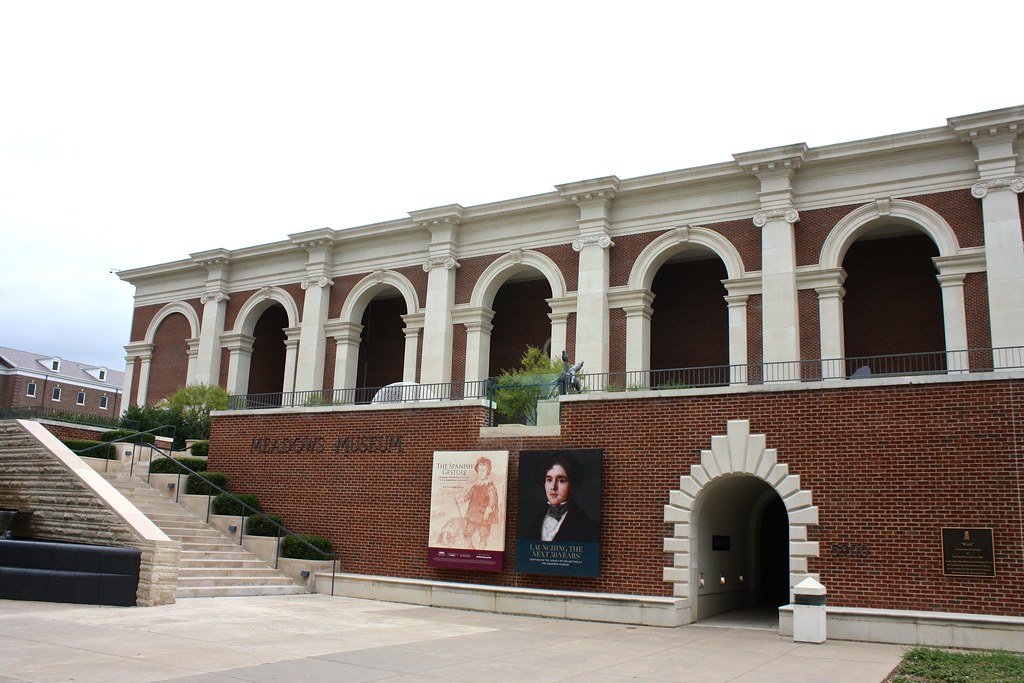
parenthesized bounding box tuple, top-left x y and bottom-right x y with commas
(948, 105, 1024, 144)
(190, 248, 232, 268)
(289, 227, 336, 250)
(733, 144, 808, 177)
(408, 204, 464, 228)
(555, 176, 620, 204)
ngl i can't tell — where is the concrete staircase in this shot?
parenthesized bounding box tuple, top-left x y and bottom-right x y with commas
(101, 473, 304, 598)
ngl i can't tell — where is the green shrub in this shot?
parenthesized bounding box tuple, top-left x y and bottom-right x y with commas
(149, 456, 208, 474)
(212, 492, 260, 516)
(100, 429, 155, 444)
(280, 534, 332, 559)
(189, 440, 209, 457)
(62, 439, 117, 460)
(186, 471, 228, 495)
(245, 513, 285, 537)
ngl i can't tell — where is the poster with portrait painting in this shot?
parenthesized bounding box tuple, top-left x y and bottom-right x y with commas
(515, 449, 602, 576)
(427, 450, 509, 572)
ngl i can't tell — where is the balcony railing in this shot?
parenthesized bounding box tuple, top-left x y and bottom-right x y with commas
(225, 346, 1024, 411)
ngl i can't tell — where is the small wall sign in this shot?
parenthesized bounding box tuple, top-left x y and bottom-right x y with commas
(941, 527, 995, 577)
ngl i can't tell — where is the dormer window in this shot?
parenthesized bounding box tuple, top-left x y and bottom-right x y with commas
(98, 369, 107, 381)
(51, 359, 61, 372)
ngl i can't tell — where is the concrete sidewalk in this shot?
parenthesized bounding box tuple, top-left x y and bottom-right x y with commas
(0, 594, 906, 682)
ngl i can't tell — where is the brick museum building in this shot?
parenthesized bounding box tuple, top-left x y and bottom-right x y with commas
(116, 105, 1024, 644)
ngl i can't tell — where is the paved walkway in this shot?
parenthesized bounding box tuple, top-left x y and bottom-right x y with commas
(0, 594, 906, 682)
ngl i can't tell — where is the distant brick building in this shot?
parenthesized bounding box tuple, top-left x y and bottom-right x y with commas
(0, 346, 123, 420)
(117, 106, 1024, 644)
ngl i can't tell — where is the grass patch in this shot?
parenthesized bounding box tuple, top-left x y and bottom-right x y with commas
(888, 647, 1024, 683)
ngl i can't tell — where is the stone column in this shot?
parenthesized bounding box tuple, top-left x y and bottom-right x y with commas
(794, 269, 847, 380)
(608, 289, 653, 382)
(282, 327, 301, 401)
(735, 146, 807, 381)
(191, 250, 231, 386)
(401, 312, 424, 383)
(558, 177, 620, 376)
(723, 277, 758, 385)
(950, 108, 1024, 365)
(220, 332, 254, 395)
(185, 337, 199, 384)
(293, 232, 334, 393)
(325, 321, 362, 401)
(122, 341, 152, 407)
(546, 295, 577, 365)
(410, 205, 462, 386)
(455, 307, 495, 383)
(933, 251, 984, 372)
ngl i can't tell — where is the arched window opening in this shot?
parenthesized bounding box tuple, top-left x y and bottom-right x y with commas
(357, 292, 407, 389)
(488, 274, 553, 376)
(650, 252, 728, 386)
(842, 229, 943, 373)
(248, 304, 288, 395)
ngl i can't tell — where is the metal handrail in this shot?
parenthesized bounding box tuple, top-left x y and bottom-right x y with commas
(146, 447, 337, 595)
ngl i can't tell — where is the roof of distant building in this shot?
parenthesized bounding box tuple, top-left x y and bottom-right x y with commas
(0, 345, 124, 388)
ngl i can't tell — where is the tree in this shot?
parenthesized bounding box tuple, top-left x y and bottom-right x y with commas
(165, 384, 229, 442)
(492, 347, 563, 425)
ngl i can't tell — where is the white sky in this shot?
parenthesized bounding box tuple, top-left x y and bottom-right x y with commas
(0, 1, 1019, 371)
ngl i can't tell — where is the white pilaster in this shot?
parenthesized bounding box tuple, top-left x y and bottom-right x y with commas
(933, 250, 986, 373)
(949, 108, 1024, 362)
(557, 177, 620, 376)
(282, 328, 301, 400)
(326, 321, 362, 400)
(220, 332, 254, 395)
(401, 312, 424, 383)
(122, 341, 152, 407)
(735, 146, 807, 380)
(796, 269, 847, 380)
(723, 277, 758, 384)
(608, 289, 654, 380)
(292, 232, 335, 393)
(411, 205, 463, 386)
(185, 337, 199, 384)
(546, 295, 576, 367)
(191, 250, 231, 386)
(455, 306, 495, 383)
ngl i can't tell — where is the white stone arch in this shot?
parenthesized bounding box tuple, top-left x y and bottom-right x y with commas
(624, 226, 747, 377)
(338, 270, 421, 324)
(469, 250, 568, 310)
(818, 199, 966, 368)
(331, 271, 421, 393)
(628, 225, 745, 292)
(819, 198, 960, 270)
(460, 250, 568, 383)
(143, 301, 201, 344)
(233, 286, 301, 335)
(663, 419, 820, 624)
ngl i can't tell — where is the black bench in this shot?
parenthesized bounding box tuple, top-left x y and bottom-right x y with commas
(0, 539, 141, 606)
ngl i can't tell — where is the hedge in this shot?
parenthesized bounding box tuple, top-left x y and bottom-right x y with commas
(149, 456, 208, 474)
(62, 439, 117, 460)
(212, 492, 260, 516)
(245, 513, 285, 537)
(186, 472, 228, 495)
(189, 440, 209, 457)
(281, 534, 332, 560)
(100, 429, 156, 444)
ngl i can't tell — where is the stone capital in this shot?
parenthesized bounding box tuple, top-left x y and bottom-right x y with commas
(422, 256, 461, 272)
(753, 207, 800, 227)
(300, 275, 334, 290)
(572, 234, 615, 251)
(199, 291, 229, 305)
(971, 176, 1024, 198)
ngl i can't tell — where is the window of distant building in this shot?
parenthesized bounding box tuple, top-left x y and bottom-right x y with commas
(52, 387, 61, 401)
(98, 369, 107, 381)
(27, 382, 37, 397)
(76, 391, 86, 405)
(99, 395, 109, 410)
(51, 359, 61, 372)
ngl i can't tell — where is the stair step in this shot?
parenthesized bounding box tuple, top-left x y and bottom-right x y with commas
(176, 585, 304, 598)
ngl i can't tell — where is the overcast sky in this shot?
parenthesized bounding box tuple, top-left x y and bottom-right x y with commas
(0, 1, 1019, 371)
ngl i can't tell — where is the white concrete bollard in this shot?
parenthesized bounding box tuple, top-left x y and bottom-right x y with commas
(792, 577, 827, 643)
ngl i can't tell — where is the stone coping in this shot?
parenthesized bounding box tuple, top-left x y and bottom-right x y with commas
(214, 397, 492, 417)
(313, 572, 687, 627)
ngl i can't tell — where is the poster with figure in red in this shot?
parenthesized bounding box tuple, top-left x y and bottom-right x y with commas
(428, 450, 509, 571)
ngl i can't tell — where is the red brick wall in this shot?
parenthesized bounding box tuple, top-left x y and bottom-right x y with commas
(842, 233, 944, 358)
(455, 254, 502, 305)
(796, 203, 861, 267)
(208, 377, 1024, 615)
(148, 312, 191, 405)
(609, 308, 626, 376)
(488, 279, 554, 376)
(904, 190, 984, 249)
(649, 258, 729, 371)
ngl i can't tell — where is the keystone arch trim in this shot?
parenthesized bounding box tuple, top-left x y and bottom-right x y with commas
(662, 419, 820, 622)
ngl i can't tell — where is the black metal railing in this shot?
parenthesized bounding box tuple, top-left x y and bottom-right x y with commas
(224, 346, 1024, 413)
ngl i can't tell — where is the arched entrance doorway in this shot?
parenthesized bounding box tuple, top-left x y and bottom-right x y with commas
(664, 419, 820, 626)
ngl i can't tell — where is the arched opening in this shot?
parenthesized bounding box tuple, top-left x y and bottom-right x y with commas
(842, 229, 944, 373)
(694, 475, 789, 625)
(248, 304, 288, 395)
(148, 312, 191, 404)
(357, 291, 407, 389)
(649, 251, 728, 386)
(488, 273, 553, 376)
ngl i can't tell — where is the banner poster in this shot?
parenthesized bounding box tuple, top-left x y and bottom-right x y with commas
(427, 450, 509, 572)
(515, 449, 602, 577)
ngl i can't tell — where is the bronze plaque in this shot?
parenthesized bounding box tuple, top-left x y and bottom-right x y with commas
(941, 528, 995, 577)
